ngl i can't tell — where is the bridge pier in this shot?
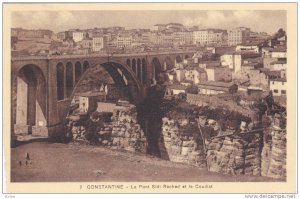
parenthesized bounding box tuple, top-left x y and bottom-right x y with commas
(13, 64, 48, 137)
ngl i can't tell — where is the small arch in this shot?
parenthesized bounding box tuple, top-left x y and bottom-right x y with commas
(56, 63, 64, 100)
(66, 62, 73, 98)
(142, 58, 147, 84)
(164, 56, 173, 70)
(126, 59, 131, 67)
(75, 61, 82, 84)
(152, 57, 162, 82)
(132, 59, 136, 74)
(176, 55, 182, 63)
(137, 58, 141, 81)
(83, 61, 89, 73)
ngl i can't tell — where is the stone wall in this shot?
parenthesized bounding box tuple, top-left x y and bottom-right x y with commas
(67, 105, 147, 153)
(206, 134, 261, 176)
(160, 117, 207, 167)
(261, 114, 286, 179)
(160, 111, 269, 177)
(186, 93, 209, 107)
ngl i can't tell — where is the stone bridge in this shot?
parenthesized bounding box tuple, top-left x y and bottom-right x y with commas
(11, 50, 195, 138)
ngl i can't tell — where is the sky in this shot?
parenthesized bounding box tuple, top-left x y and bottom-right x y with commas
(11, 10, 286, 34)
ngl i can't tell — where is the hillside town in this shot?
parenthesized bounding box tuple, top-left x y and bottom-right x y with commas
(11, 22, 287, 181)
(11, 24, 287, 104)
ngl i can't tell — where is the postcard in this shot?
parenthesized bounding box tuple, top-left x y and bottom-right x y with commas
(3, 2, 297, 194)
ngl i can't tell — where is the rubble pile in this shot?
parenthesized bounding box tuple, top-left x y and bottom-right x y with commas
(160, 117, 207, 167)
(68, 114, 89, 141)
(261, 114, 286, 179)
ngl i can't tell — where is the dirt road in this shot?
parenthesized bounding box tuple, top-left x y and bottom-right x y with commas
(10, 141, 277, 182)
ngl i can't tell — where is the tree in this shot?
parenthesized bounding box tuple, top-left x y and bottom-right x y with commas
(275, 28, 286, 38)
(186, 85, 199, 94)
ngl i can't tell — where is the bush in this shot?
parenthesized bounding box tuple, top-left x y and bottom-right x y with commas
(186, 85, 199, 94)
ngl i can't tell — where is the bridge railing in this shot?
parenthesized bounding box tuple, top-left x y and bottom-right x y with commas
(11, 50, 196, 61)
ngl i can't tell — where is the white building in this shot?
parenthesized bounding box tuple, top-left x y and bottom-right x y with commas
(228, 27, 251, 46)
(72, 31, 84, 43)
(117, 35, 133, 48)
(271, 51, 287, 58)
(77, 91, 107, 113)
(193, 29, 226, 46)
(270, 61, 287, 71)
(165, 84, 187, 96)
(205, 67, 232, 82)
(220, 53, 242, 73)
(92, 37, 106, 51)
(193, 30, 208, 45)
(198, 81, 238, 95)
(184, 68, 207, 84)
(175, 69, 185, 82)
(270, 78, 287, 96)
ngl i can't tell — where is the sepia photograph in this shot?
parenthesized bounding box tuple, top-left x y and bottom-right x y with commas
(2, 2, 297, 194)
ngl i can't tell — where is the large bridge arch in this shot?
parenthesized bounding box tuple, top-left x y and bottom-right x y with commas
(12, 64, 47, 135)
(67, 59, 142, 102)
(56, 59, 143, 128)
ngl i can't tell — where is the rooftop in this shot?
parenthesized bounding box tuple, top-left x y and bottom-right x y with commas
(270, 60, 287, 65)
(242, 62, 261, 67)
(259, 69, 281, 77)
(262, 47, 287, 53)
(222, 52, 261, 58)
(166, 84, 188, 90)
(198, 81, 236, 88)
(76, 91, 106, 97)
(271, 78, 287, 82)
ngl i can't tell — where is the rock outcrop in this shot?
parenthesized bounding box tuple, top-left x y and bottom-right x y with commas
(261, 114, 286, 179)
(160, 117, 207, 167)
(206, 134, 261, 176)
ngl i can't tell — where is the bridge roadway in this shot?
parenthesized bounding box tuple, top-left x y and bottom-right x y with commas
(11, 50, 196, 60)
(11, 50, 195, 138)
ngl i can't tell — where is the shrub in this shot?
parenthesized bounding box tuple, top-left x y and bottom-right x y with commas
(186, 85, 199, 94)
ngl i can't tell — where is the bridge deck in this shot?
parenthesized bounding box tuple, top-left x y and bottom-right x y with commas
(11, 50, 196, 61)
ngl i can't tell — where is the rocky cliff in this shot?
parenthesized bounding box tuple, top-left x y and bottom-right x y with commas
(261, 114, 286, 179)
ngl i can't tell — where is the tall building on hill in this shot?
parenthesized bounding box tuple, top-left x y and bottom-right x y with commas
(227, 27, 251, 46)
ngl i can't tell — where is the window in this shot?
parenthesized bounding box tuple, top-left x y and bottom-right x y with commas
(274, 89, 278, 93)
(281, 90, 286, 95)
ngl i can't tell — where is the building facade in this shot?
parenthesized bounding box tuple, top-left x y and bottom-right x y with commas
(270, 78, 287, 96)
(117, 35, 132, 48)
(92, 37, 107, 51)
(228, 27, 251, 46)
(193, 29, 227, 46)
(220, 53, 242, 73)
(72, 31, 84, 43)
